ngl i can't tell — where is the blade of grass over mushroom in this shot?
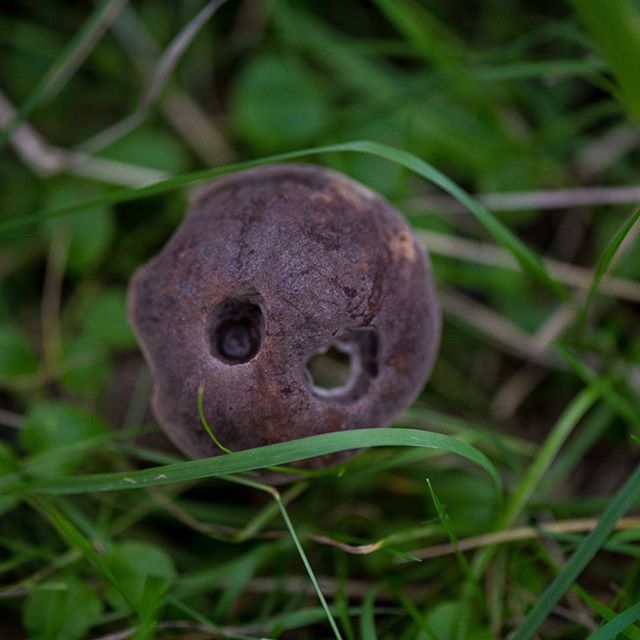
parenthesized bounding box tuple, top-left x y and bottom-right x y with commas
(197, 383, 324, 478)
(0, 141, 565, 297)
(197, 383, 232, 455)
(511, 459, 640, 640)
(0, 0, 127, 152)
(6, 428, 500, 495)
(579, 207, 640, 320)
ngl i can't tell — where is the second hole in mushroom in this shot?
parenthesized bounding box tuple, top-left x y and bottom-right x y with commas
(306, 328, 379, 402)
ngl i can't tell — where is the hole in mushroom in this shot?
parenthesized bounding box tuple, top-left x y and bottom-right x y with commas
(307, 344, 356, 395)
(306, 328, 379, 402)
(208, 294, 265, 365)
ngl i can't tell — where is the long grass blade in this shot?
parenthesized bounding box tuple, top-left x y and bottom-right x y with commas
(7, 427, 500, 496)
(222, 474, 344, 640)
(0, 140, 566, 297)
(512, 460, 640, 640)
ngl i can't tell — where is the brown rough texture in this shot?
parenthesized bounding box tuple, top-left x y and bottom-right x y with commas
(127, 164, 440, 461)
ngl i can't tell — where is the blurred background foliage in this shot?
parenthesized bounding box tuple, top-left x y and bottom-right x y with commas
(1, 1, 640, 639)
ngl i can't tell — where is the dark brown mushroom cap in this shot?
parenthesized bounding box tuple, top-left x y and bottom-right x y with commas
(127, 164, 440, 460)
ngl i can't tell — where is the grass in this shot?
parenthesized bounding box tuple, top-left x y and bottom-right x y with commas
(1, 1, 640, 639)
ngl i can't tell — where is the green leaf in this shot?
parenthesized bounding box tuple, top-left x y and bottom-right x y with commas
(42, 180, 115, 275)
(103, 540, 175, 613)
(423, 601, 492, 640)
(21, 402, 109, 476)
(81, 288, 136, 350)
(59, 335, 111, 399)
(230, 54, 332, 153)
(14, 427, 500, 496)
(0, 324, 38, 379)
(100, 128, 189, 174)
(23, 578, 102, 640)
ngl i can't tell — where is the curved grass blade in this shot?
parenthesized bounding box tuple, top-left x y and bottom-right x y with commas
(512, 460, 640, 640)
(580, 207, 640, 320)
(586, 602, 640, 640)
(0, 140, 565, 298)
(6, 427, 500, 496)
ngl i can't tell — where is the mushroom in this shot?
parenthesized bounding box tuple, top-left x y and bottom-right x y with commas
(127, 164, 440, 462)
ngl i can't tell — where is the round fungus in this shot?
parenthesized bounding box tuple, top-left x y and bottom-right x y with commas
(127, 164, 441, 462)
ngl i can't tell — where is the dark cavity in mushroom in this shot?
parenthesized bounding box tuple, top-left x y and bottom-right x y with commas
(208, 294, 265, 365)
(305, 328, 379, 402)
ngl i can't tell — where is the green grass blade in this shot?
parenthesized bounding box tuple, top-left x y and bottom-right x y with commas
(586, 602, 640, 640)
(455, 389, 598, 639)
(540, 403, 614, 494)
(580, 207, 640, 319)
(572, 584, 640, 640)
(359, 589, 379, 640)
(222, 474, 343, 640)
(512, 460, 640, 640)
(426, 479, 474, 579)
(274, 492, 344, 640)
(28, 496, 138, 613)
(197, 383, 233, 454)
(555, 345, 640, 425)
(8, 428, 500, 496)
(0, 140, 566, 297)
(572, 0, 640, 119)
(500, 388, 598, 526)
(0, 0, 126, 152)
(348, 141, 567, 299)
(372, 0, 464, 66)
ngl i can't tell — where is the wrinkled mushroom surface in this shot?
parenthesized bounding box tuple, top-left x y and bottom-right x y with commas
(128, 164, 440, 460)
